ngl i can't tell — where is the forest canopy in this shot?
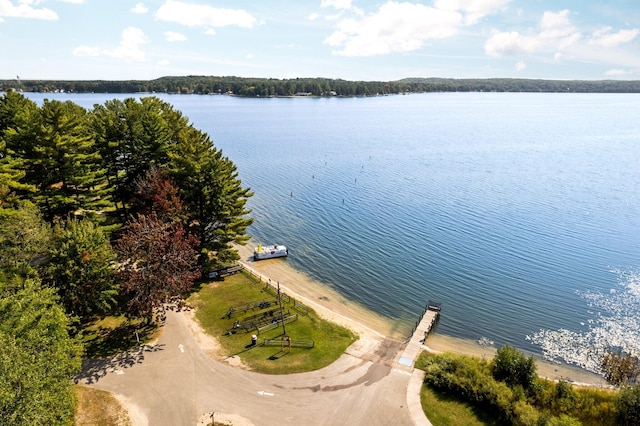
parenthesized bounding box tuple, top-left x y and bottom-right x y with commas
(3, 76, 640, 97)
(0, 91, 253, 422)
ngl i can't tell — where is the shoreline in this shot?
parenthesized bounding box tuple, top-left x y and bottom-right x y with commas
(234, 242, 607, 387)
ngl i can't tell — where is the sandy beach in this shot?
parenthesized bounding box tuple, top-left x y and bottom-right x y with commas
(235, 242, 608, 387)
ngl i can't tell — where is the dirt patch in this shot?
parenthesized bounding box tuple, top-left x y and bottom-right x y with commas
(182, 309, 251, 369)
(113, 393, 147, 426)
(75, 385, 135, 426)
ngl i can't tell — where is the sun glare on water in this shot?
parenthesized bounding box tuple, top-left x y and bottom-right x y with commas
(528, 269, 640, 373)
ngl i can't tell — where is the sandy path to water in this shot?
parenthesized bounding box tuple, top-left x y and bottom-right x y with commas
(234, 242, 607, 387)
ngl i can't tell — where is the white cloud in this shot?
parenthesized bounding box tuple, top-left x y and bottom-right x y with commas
(0, 0, 58, 20)
(484, 31, 538, 57)
(109, 27, 148, 61)
(246, 53, 253, 59)
(434, 0, 511, 25)
(589, 26, 639, 48)
(164, 31, 187, 42)
(324, 2, 462, 57)
(155, 0, 256, 28)
(515, 60, 526, 71)
(539, 10, 572, 37)
(308, 12, 319, 21)
(605, 68, 633, 76)
(59, 0, 84, 4)
(485, 9, 581, 57)
(204, 28, 215, 36)
(131, 3, 148, 14)
(73, 27, 149, 62)
(320, 0, 363, 16)
(483, 8, 640, 73)
(321, 0, 352, 9)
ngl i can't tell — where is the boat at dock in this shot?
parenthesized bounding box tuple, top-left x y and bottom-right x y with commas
(253, 244, 288, 261)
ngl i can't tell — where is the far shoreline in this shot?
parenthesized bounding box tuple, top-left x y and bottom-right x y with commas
(233, 242, 607, 387)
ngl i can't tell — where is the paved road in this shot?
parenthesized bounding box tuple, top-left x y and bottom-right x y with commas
(77, 309, 427, 426)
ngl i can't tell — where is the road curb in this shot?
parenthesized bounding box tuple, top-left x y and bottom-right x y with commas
(406, 369, 432, 426)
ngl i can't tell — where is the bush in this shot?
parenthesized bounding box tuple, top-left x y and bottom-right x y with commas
(419, 351, 618, 426)
(492, 345, 537, 391)
(616, 385, 640, 425)
(422, 352, 529, 424)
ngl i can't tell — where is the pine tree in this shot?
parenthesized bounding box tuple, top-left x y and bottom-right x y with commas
(169, 126, 253, 266)
(8, 99, 112, 221)
(43, 217, 118, 321)
(90, 97, 174, 217)
(0, 92, 38, 205)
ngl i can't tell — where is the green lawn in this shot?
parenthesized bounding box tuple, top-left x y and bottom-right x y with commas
(421, 384, 501, 426)
(188, 270, 357, 374)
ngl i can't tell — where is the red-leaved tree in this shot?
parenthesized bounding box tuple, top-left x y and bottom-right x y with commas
(115, 213, 199, 322)
(129, 165, 185, 223)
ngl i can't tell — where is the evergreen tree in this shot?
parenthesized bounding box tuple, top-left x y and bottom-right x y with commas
(90, 97, 173, 217)
(7, 99, 111, 221)
(43, 216, 118, 321)
(169, 126, 253, 266)
(0, 91, 38, 204)
(0, 201, 51, 279)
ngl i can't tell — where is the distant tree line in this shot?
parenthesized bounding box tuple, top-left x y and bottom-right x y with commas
(3, 76, 640, 96)
(0, 91, 253, 423)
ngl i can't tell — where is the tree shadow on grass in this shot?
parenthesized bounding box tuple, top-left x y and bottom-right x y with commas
(75, 343, 166, 385)
(83, 320, 159, 358)
(75, 318, 164, 385)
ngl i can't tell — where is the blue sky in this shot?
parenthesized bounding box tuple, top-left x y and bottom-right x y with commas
(2, 0, 640, 81)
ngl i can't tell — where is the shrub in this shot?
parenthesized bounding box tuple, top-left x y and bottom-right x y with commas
(616, 385, 640, 425)
(492, 345, 537, 391)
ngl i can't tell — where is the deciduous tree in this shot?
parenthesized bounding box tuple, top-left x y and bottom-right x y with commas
(617, 385, 640, 425)
(601, 349, 640, 386)
(492, 345, 537, 391)
(0, 275, 83, 425)
(129, 165, 184, 222)
(115, 212, 199, 322)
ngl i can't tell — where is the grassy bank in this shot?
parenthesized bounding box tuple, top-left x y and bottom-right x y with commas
(420, 384, 500, 426)
(75, 386, 132, 426)
(188, 270, 357, 374)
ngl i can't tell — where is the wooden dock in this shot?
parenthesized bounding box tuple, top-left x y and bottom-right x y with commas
(398, 302, 441, 368)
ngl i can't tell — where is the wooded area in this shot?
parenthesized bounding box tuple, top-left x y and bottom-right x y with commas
(3, 76, 640, 96)
(0, 91, 252, 423)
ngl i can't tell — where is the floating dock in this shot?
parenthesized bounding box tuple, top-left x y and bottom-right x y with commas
(398, 301, 441, 368)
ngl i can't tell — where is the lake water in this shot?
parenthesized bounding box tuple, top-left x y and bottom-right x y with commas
(22, 92, 640, 369)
